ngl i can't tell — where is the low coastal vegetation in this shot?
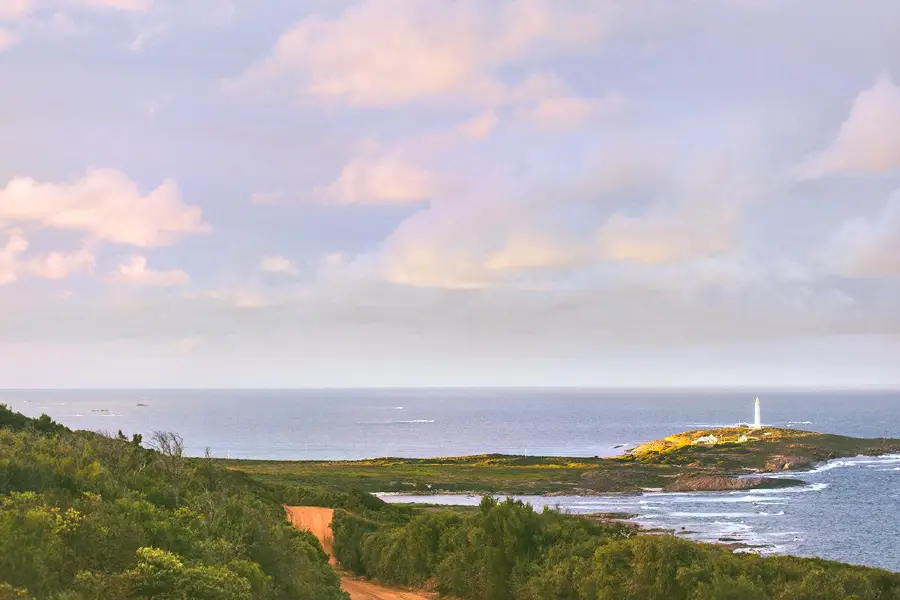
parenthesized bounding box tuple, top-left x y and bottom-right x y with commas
(231, 426, 900, 495)
(4, 404, 900, 600)
(326, 494, 900, 600)
(0, 404, 345, 600)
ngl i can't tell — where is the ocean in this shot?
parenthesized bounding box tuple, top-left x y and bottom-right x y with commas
(3, 388, 899, 571)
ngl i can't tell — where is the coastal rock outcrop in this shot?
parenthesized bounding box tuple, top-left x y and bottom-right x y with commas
(663, 475, 800, 492)
(764, 455, 810, 472)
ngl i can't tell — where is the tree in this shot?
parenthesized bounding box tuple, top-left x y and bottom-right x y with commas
(148, 432, 191, 507)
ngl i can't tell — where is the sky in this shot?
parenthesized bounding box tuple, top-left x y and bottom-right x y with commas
(1, 0, 899, 388)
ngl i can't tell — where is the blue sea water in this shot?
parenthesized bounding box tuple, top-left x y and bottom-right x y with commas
(2, 388, 899, 571)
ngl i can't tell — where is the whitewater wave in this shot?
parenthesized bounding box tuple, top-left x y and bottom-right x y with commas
(360, 419, 436, 425)
(667, 495, 790, 504)
(644, 483, 826, 498)
(669, 511, 780, 518)
(783, 454, 900, 476)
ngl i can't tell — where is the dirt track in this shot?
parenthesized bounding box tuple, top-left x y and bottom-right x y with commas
(284, 506, 433, 600)
(284, 506, 337, 564)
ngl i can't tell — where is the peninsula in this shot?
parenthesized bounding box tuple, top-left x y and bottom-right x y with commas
(231, 426, 900, 495)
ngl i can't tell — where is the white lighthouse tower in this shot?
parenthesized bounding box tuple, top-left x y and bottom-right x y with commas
(752, 397, 761, 429)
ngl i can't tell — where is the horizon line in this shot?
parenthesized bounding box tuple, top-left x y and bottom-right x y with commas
(2, 384, 899, 392)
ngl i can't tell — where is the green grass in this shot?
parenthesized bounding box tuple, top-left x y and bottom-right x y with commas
(228, 427, 900, 496)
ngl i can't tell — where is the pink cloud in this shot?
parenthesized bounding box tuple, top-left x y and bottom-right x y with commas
(0, 168, 209, 247)
(796, 73, 900, 179)
(109, 255, 189, 286)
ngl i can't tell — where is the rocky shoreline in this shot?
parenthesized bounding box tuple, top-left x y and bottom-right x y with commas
(662, 474, 805, 492)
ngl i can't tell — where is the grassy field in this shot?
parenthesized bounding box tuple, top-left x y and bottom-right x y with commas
(229, 427, 900, 495)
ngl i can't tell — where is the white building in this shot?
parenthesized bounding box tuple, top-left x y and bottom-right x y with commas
(694, 434, 719, 445)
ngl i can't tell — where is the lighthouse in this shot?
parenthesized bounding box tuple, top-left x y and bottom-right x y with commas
(752, 397, 761, 429)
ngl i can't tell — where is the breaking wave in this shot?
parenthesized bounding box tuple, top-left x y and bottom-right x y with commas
(360, 419, 436, 425)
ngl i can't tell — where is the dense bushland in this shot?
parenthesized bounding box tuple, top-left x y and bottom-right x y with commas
(331, 495, 900, 600)
(0, 404, 345, 600)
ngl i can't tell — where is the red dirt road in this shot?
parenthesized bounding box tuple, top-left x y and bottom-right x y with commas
(284, 506, 433, 600)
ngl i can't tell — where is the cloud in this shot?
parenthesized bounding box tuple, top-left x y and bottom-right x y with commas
(0, 26, 16, 51)
(458, 110, 499, 140)
(324, 151, 436, 205)
(259, 254, 297, 275)
(371, 194, 519, 289)
(0, 0, 30, 20)
(109, 255, 189, 286)
(127, 30, 153, 52)
(231, 0, 611, 108)
(24, 246, 95, 280)
(593, 155, 757, 264)
(371, 193, 590, 290)
(0, 230, 95, 284)
(525, 92, 627, 131)
(796, 72, 900, 179)
(0, 168, 210, 247)
(0, 229, 27, 285)
(360, 145, 753, 290)
(75, 0, 152, 12)
(321, 252, 346, 268)
(596, 204, 738, 264)
(184, 287, 269, 309)
(483, 232, 585, 272)
(826, 190, 900, 277)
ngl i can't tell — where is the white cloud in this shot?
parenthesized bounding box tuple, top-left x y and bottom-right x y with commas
(232, 0, 612, 108)
(458, 110, 499, 140)
(25, 246, 95, 280)
(827, 190, 900, 277)
(0, 0, 30, 20)
(75, 0, 152, 12)
(796, 72, 900, 179)
(324, 152, 436, 205)
(109, 255, 189, 286)
(0, 168, 210, 247)
(0, 230, 95, 284)
(526, 92, 627, 131)
(259, 254, 297, 275)
(0, 229, 27, 285)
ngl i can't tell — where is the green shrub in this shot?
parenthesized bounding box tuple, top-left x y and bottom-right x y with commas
(0, 406, 346, 600)
(331, 494, 900, 600)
